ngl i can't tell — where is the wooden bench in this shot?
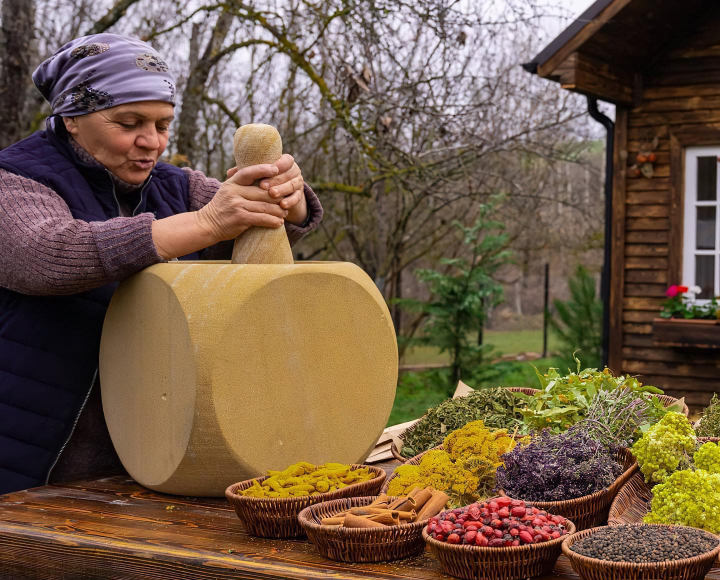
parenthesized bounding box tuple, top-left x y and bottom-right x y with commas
(1, 466, 718, 579)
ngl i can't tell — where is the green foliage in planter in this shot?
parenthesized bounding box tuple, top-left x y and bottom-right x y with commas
(661, 286, 720, 320)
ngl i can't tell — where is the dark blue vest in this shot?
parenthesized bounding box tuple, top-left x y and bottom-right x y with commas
(0, 117, 196, 494)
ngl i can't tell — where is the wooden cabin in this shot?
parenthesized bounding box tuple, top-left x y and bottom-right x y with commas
(525, 0, 720, 410)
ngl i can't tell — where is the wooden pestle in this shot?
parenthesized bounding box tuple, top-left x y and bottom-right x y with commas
(231, 124, 294, 265)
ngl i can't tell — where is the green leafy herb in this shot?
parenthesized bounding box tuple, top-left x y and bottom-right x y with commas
(400, 387, 525, 458)
(517, 356, 665, 434)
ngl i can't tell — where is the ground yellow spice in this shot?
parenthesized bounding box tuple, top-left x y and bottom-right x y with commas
(239, 462, 375, 498)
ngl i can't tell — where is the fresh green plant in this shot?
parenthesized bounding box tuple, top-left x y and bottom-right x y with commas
(397, 204, 512, 394)
(549, 265, 603, 369)
(660, 285, 720, 320)
(516, 356, 671, 434)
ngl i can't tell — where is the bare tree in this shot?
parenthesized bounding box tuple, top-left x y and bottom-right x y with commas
(2, 0, 603, 339)
(0, 0, 37, 149)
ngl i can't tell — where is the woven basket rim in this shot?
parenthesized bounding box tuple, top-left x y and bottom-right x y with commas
(224, 464, 387, 506)
(298, 495, 428, 537)
(422, 519, 576, 554)
(562, 523, 720, 569)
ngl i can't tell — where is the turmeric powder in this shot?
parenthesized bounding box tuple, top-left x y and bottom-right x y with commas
(239, 462, 375, 498)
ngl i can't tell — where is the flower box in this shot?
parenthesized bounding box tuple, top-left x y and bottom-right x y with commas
(652, 318, 720, 349)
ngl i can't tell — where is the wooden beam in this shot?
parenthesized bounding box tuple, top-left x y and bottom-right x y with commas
(668, 131, 684, 286)
(537, 0, 635, 79)
(551, 53, 635, 106)
(609, 107, 628, 374)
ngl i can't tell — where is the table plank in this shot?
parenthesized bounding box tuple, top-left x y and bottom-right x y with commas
(0, 476, 718, 580)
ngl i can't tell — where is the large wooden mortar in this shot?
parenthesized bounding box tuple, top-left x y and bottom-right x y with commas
(99, 125, 398, 496)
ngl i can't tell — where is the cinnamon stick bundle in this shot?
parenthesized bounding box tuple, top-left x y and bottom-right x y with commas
(319, 486, 447, 528)
(416, 490, 449, 521)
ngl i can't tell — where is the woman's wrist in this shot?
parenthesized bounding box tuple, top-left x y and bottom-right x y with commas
(151, 211, 221, 261)
(285, 190, 308, 225)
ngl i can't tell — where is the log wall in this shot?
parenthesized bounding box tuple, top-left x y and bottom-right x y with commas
(616, 12, 720, 409)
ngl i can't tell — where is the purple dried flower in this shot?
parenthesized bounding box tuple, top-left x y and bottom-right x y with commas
(497, 429, 623, 502)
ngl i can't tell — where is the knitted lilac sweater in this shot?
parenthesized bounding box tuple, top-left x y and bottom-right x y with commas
(0, 165, 323, 296)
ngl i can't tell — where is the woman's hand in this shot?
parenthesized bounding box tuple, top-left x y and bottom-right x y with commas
(226, 154, 308, 225)
(197, 162, 290, 242)
(152, 157, 307, 261)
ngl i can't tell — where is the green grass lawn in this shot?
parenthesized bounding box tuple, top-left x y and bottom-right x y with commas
(387, 329, 573, 426)
(387, 355, 567, 426)
(400, 329, 560, 366)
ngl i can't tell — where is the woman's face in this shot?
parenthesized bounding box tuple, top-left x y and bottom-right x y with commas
(63, 101, 175, 185)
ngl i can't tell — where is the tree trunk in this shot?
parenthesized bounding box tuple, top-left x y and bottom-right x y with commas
(85, 0, 142, 35)
(175, 11, 234, 166)
(0, 0, 36, 150)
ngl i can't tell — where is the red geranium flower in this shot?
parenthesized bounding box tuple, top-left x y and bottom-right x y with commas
(666, 285, 689, 298)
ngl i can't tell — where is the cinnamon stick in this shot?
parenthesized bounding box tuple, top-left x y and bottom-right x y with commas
(410, 488, 434, 511)
(343, 513, 387, 528)
(416, 490, 449, 521)
(391, 496, 418, 512)
(370, 494, 389, 506)
(387, 496, 408, 510)
(368, 513, 398, 526)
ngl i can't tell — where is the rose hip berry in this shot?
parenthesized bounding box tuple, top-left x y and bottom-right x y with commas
(427, 499, 569, 547)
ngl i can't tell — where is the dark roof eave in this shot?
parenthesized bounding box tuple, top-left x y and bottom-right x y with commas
(524, 0, 616, 75)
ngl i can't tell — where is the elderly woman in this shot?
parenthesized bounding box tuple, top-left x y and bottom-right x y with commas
(0, 34, 323, 495)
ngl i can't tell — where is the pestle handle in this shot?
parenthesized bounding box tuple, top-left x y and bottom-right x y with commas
(230, 124, 294, 265)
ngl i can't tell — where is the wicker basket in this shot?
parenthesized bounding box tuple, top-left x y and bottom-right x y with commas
(658, 394, 690, 417)
(390, 390, 687, 461)
(562, 524, 720, 580)
(298, 496, 427, 563)
(390, 387, 538, 461)
(607, 471, 651, 527)
(224, 465, 386, 539)
(423, 518, 576, 580)
(500, 447, 637, 532)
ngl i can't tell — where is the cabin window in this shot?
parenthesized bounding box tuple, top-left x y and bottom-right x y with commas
(684, 147, 720, 301)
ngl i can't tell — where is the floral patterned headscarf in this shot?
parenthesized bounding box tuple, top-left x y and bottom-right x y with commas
(32, 33, 176, 117)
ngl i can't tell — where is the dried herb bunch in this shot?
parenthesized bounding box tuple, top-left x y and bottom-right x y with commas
(497, 427, 623, 502)
(400, 387, 525, 458)
(696, 393, 720, 438)
(496, 390, 645, 501)
(582, 388, 651, 448)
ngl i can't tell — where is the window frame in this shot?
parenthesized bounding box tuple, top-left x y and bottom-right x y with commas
(683, 147, 720, 302)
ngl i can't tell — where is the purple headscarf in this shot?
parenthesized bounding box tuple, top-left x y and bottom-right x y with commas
(33, 33, 176, 117)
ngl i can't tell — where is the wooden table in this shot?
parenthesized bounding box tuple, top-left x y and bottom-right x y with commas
(1, 468, 718, 580)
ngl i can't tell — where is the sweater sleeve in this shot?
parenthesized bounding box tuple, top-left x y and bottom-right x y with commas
(0, 169, 163, 296)
(182, 167, 323, 247)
